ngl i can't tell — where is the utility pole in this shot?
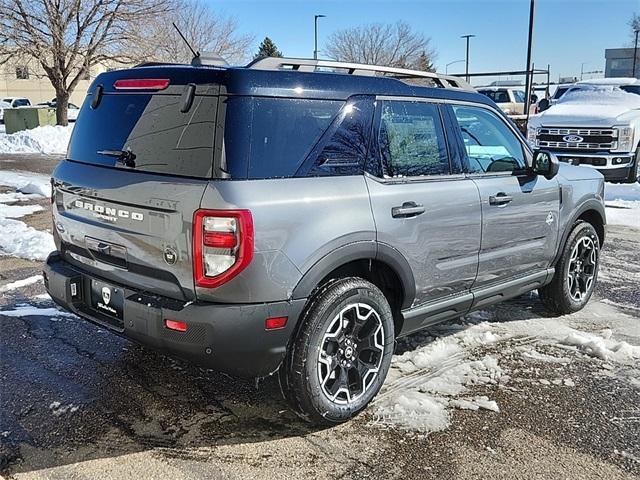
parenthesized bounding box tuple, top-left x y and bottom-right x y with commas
(524, 0, 536, 116)
(461, 34, 475, 83)
(314, 15, 326, 60)
(633, 29, 639, 78)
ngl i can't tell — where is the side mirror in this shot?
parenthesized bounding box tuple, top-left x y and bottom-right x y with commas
(532, 150, 559, 180)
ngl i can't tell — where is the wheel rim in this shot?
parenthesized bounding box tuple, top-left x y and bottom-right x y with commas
(317, 303, 385, 405)
(567, 236, 598, 302)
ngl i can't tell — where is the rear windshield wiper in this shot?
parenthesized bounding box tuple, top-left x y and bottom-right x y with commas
(97, 149, 136, 168)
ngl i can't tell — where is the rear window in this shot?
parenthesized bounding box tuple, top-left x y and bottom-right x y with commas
(67, 93, 217, 178)
(223, 97, 343, 179)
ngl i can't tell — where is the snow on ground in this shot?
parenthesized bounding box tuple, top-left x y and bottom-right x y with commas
(0, 125, 73, 155)
(371, 302, 639, 433)
(0, 202, 43, 218)
(0, 304, 75, 318)
(0, 171, 54, 261)
(604, 182, 640, 229)
(0, 170, 51, 198)
(0, 274, 43, 293)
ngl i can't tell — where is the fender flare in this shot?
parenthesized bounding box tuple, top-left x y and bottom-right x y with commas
(291, 241, 416, 309)
(553, 198, 606, 266)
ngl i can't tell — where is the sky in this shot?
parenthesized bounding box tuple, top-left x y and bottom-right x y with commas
(203, 0, 639, 85)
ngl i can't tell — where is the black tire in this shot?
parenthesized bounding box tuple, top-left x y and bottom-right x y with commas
(539, 221, 600, 315)
(280, 277, 395, 425)
(625, 151, 639, 184)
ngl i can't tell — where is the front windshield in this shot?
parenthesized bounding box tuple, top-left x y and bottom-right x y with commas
(553, 87, 570, 99)
(621, 85, 640, 96)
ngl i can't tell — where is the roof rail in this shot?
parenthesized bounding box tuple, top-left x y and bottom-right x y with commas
(246, 57, 474, 91)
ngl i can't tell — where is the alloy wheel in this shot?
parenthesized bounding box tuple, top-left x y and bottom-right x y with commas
(567, 236, 597, 302)
(317, 303, 385, 405)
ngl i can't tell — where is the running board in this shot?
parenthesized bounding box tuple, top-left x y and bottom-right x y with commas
(399, 268, 554, 337)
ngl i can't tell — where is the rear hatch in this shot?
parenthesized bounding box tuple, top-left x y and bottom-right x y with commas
(52, 66, 224, 301)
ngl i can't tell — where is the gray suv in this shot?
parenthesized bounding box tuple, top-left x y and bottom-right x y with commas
(44, 57, 606, 424)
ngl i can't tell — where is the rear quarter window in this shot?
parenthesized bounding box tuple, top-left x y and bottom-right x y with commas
(223, 97, 343, 179)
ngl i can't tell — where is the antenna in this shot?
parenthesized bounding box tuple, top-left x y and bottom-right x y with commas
(172, 22, 199, 59)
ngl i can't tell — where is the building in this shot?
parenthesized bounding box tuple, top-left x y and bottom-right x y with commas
(605, 48, 640, 78)
(0, 59, 122, 106)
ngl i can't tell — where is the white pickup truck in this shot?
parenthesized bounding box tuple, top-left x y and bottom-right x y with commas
(527, 78, 640, 184)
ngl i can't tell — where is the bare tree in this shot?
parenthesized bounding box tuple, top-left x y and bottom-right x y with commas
(325, 21, 436, 70)
(630, 13, 640, 45)
(0, 0, 172, 125)
(132, 0, 253, 65)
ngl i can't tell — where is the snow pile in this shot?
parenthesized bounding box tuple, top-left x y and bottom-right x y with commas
(605, 182, 640, 202)
(0, 171, 55, 261)
(604, 182, 640, 229)
(561, 329, 640, 363)
(0, 125, 73, 155)
(0, 171, 51, 198)
(0, 275, 43, 293)
(0, 216, 55, 261)
(372, 322, 504, 432)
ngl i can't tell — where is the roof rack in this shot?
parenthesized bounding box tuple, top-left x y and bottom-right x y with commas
(246, 57, 474, 91)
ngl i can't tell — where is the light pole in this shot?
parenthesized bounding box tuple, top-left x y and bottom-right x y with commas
(445, 59, 465, 74)
(524, 0, 536, 116)
(633, 29, 639, 78)
(314, 15, 326, 60)
(460, 34, 475, 82)
(580, 62, 588, 80)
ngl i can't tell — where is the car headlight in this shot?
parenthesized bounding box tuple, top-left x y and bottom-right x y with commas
(613, 125, 634, 152)
(527, 125, 538, 145)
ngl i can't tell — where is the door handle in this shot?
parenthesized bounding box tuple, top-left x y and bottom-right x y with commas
(392, 202, 426, 218)
(489, 193, 513, 206)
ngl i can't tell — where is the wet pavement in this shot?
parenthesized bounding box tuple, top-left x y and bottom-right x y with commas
(0, 155, 639, 479)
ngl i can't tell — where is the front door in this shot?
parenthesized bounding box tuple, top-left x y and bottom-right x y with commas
(448, 104, 560, 289)
(366, 99, 482, 316)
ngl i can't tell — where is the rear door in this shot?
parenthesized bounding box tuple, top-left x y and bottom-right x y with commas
(365, 98, 481, 330)
(52, 68, 222, 301)
(447, 103, 560, 291)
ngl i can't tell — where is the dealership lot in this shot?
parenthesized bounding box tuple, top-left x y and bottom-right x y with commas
(0, 154, 638, 479)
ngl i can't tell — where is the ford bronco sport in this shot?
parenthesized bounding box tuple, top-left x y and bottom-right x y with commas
(44, 57, 606, 424)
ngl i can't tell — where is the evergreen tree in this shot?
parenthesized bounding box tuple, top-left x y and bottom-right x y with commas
(414, 50, 435, 73)
(254, 37, 283, 59)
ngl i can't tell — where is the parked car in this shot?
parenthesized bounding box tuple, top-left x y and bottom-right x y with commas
(44, 57, 606, 424)
(0, 100, 11, 123)
(477, 86, 527, 115)
(528, 80, 640, 183)
(2, 97, 31, 108)
(37, 100, 81, 121)
(549, 84, 576, 105)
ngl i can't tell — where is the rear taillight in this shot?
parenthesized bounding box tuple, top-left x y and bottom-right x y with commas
(193, 209, 254, 288)
(113, 78, 170, 91)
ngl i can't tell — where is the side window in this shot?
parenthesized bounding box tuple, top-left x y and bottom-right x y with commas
(224, 97, 343, 179)
(378, 100, 449, 178)
(452, 105, 525, 174)
(307, 98, 374, 177)
(512, 90, 526, 103)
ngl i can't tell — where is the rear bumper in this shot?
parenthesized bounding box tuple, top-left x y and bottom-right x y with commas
(43, 252, 305, 378)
